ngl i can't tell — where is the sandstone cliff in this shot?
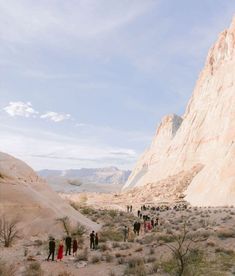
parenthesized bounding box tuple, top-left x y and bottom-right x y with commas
(123, 17, 235, 206)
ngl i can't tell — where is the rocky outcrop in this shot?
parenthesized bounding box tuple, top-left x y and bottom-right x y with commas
(0, 152, 100, 238)
(123, 17, 235, 206)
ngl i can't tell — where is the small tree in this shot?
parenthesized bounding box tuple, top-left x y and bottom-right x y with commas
(56, 216, 71, 235)
(0, 216, 20, 247)
(160, 221, 207, 276)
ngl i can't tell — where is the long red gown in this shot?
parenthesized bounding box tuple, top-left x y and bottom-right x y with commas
(57, 245, 63, 260)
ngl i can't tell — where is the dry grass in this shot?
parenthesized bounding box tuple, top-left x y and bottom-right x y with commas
(0, 261, 16, 276)
(23, 262, 43, 276)
(91, 255, 100, 264)
(75, 247, 88, 262)
(124, 257, 147, 276)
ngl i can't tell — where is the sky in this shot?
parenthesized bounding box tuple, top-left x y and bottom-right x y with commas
(0, 0, 235, 171)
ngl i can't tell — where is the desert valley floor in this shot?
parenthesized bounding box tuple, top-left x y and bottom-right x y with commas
(2, 193, 235, 276)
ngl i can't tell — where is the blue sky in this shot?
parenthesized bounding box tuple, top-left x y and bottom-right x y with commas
(0, 0, 235, 170)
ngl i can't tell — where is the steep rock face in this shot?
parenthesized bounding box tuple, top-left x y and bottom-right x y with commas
(123, 114, 182, 190)
(0, 152, 100, 238)
(123, 17, 235, 206)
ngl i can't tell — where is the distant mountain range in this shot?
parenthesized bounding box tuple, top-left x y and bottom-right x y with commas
(38, 167, 131, 193)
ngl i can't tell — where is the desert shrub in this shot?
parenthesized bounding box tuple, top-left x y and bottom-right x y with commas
(117, 257, 126, 264)
(160, 222, 206, 276)
(99, 243, 110, 252)
(146, 256, 156, 263)
(0, 216, 20, 247)
(72, 224, 86, 237)
(0, 261, 16, 276)
(80, 206, 96, 216)
(23, 262, 43, 276)
(100, 229, 123, 242)
(58, 272, 74, 276)
(149, 247, 155, 255)
(75, 247, 88, 261)
(157, 233, 175, 243)
(149, 261, 159, 274)
(91, 255, 100, 264)
(120, 243, 131, 250)
(161, 249, 204, 276)
(109, 271, 116, 276)
(221, 215, 232, 222)
(124, 257, 147, 276)
(217, 228, 235, 239)
(108, 210, 118, 218)
(115, 253, 122, 258)
(34, 240, 43, 247)
(112, 242, 120, 248)
(215, 247, 234, 255)
(135, 247, 143, 252)
(103, 253, 114, 263)
(140, 234, 156, 245)
(207, 240, 216, 247)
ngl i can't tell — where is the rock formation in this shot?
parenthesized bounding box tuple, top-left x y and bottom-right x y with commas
(0, 152, 100, 238)
(123, 17, 235, 206)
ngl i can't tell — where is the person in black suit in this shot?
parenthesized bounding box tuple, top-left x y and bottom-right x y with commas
(47, 238, 55, 261)
(90, 231, 95, 249)
(65, 235, 72, 256)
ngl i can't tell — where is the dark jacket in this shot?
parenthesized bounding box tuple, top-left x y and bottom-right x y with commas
(65, 236, 72, 246)
(49, 240, 55, 251)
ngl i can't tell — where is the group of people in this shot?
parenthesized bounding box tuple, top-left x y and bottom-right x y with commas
(47, 235, 78, 262)
(47, 202, 187, 261)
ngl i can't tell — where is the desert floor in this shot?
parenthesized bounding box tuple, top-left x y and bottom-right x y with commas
(2, 194, 235, 276)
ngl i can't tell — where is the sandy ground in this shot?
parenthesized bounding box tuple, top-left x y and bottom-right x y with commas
(2, 199, 235, 275)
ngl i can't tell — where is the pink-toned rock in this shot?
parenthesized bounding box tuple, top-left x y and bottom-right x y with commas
(123, 16, 235, 206)
(0, 152, 101, 237)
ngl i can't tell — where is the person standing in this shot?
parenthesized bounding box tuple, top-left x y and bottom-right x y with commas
(57, 240, 64, 261)
(136, 222, 141, 236)
(47, 238, 55, 261)
(151, 219, 154, 229)
(90, 231, 95, 249)
(95, 233, 99, 250)
(65, 235, 72, 256)
(130, 205, 133, 212)
(72, 238, 78, 257)
(133, 221, 137, 235)
(123, 226, 128, 242)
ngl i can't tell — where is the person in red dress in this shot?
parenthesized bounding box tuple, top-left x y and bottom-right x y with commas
(57, 240, 64, 261)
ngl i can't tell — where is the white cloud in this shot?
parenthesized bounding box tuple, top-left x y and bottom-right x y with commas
(3, 101, 72, 123)
(3, 101, 38, 117)
(40, 112, 71, 122)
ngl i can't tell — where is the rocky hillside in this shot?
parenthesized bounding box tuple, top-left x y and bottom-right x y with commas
(0, 152, 100, 238)
(123, 17, 235, 206)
